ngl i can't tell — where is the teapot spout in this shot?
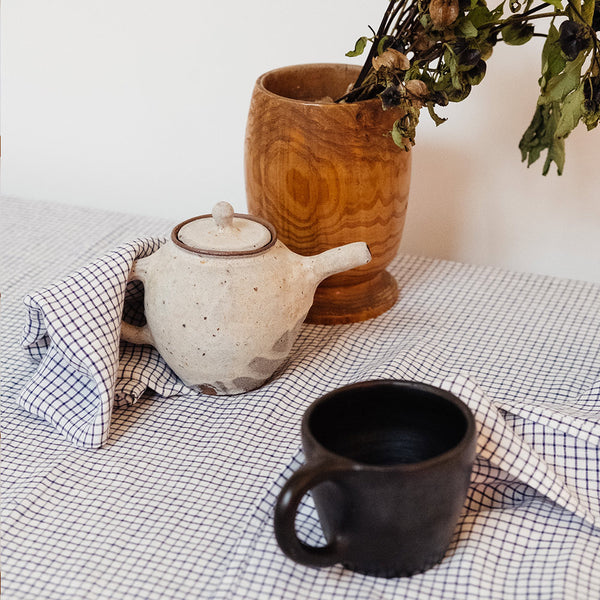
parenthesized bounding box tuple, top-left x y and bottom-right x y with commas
(307, 242, 371, 284)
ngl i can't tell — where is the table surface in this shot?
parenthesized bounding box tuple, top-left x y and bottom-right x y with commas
(2, 196, 600, 599)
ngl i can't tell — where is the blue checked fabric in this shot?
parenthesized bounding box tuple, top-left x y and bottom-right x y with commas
(2, 197, 600, 599)
(17, 236, 190, 449)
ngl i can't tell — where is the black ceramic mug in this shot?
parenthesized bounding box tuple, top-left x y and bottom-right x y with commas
(274, 380, 477, 577)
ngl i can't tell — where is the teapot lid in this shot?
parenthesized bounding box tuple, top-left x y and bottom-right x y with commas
(172, 202, 277, 256)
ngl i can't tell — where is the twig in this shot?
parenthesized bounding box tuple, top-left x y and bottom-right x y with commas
(343, 1, 402, 100)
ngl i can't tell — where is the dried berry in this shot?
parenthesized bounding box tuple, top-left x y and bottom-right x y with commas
(583, 78, 600, 115)
(465, 59, 487, 85)
(584, 98, 598, 113)
(429, 0, 460, 29)
(458, 47, 482, 67)
(391, 38, 407, 53)
(559, 20, 590, 61)
(410, 25, 435, 53)
(379, 85, 405, 109)
(446, 81, 472, 102)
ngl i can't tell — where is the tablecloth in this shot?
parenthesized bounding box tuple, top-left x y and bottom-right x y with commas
(1, 196, 600, 599)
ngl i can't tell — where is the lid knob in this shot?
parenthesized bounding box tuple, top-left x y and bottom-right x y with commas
(212, 202, 235, 230)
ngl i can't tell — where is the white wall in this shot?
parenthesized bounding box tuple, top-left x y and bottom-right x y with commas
(406, 40, 600, 282)
(2, 1, 600, 282)
(0, 1, 376, 217)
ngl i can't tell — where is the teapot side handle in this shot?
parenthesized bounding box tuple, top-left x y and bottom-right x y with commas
(120, 258, 155, 347)
(121, 320, 154, 346)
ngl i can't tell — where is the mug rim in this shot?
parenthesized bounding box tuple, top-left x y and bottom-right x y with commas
(302, 379, 477, 472)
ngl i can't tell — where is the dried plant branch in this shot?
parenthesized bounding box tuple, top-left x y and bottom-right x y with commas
(340, 0, 600, 174)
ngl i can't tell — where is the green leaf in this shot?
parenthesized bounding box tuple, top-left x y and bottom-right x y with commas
(346, 37, 368, 57)
(543, 136, 565, 175)
(582, 0, 595, 24)
(519, 106, 545, 166)
(539, 24, 566, 88)
(539, 53, 585, 104)
(457, 19, 479, 38)
(545, 0, 564, 9)
(502, 23, 535, 45)
(391, 106, 420, 150)
(491, 2, 506, 19)
(446, 81, 472, 101)
(467, 5, 494, 27)
(555, 83, 585, 137)
(519, 103, 566, 175)
(405, 64, 424, 81)
(377, 35, 393, 55)
(432, 73, 453, 92)
(391, 119, 412, 151)
(443, 47, 462, 89)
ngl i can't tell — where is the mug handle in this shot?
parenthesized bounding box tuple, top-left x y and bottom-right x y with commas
(120, 260, 154, 346)
(274, 460, 350, 567)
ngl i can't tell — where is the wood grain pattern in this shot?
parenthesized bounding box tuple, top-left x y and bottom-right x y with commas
(244, 63, 411, 324)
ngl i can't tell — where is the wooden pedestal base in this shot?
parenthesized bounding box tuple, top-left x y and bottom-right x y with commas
(306, 270, 399, 325)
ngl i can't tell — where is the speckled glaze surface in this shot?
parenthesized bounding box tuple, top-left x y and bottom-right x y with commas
(121, 203, 371, 395)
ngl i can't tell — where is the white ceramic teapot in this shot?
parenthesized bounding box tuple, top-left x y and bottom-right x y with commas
(121, 202, 371, 395)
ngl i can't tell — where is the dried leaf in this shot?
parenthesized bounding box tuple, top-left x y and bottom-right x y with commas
(372, 48, 411, 72)
(429, 0, 460, 29)
(426, 102, 448, 126)
(405, 79, 429, 97)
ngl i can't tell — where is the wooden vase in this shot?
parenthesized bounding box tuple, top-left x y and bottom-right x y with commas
(244, 63, 411, 324)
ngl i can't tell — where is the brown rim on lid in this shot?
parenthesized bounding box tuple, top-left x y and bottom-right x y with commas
(171, 204, 277, 257)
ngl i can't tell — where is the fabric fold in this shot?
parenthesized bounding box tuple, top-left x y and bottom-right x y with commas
(18, 238, 190, 448)
(214, 372, 600, 599)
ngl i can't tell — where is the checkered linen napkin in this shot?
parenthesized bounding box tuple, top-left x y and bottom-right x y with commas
(17, 237, 190, 449)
